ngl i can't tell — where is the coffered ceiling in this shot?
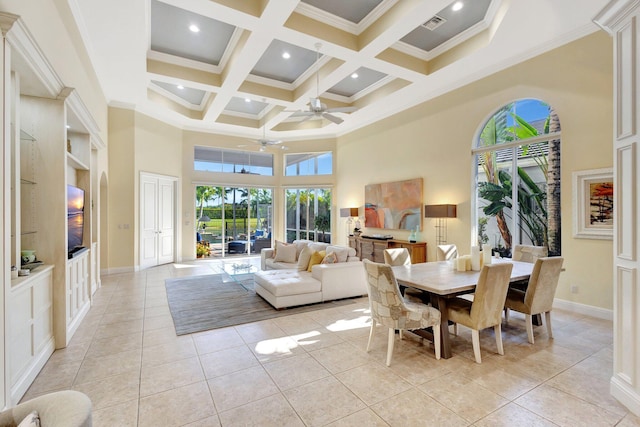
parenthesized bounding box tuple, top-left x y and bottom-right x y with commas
(67, 0, 608, 145)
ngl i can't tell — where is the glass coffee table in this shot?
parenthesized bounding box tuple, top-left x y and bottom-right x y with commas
(219, 262, 258, 291)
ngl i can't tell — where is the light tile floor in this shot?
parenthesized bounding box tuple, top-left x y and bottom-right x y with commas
(21, 257, 640, 426)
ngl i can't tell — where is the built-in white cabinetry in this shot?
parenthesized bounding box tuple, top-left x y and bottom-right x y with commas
(2, 13, 105, 406)
(8, 266, 54, 403)
(66, 250, 90, 339)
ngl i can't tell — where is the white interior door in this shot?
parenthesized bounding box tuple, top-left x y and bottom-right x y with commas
(140, 173, 176, 269)
(157, 178, 175, 265)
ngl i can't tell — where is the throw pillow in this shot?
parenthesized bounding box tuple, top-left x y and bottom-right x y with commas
(326, 245, 350, 262)
(297, 246, 314, 271)
(321, 251, 338, 264)
(307, 250, 326, 272)
(18, 411, 40, 427)
(272, 240, 290, 259)
(274, 242, 297, 263)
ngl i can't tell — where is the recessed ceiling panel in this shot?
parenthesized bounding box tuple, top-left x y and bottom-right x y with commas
(401, 0, 492, 52)
(225, 97, 269, 115)
(327, 67, 387, 97)
(152, 80, 206, 105)
(300, 0, 383, 24)
(150, 0, 235, 65)
(251, 40, 320, 84)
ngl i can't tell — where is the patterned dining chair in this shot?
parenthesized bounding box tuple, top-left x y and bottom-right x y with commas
(504, 257, 564, 344)
(363, 259, 441, 366)
(447, 263, 513, 363)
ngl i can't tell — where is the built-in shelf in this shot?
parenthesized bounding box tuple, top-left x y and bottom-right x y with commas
(20, 129, 35, 141)
(66, 152, 89, 170)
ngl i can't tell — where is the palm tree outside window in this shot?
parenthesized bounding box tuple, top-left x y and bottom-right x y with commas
(473, 99, 561, 257)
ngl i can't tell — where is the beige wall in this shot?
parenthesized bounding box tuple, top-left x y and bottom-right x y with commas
(337, 31, 614, 310)
(107, 108, 135, 269)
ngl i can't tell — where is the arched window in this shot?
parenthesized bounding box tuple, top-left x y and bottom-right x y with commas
(473, 99, 561, 257)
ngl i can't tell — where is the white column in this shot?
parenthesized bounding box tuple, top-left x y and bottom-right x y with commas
(595, 1, 640, 416)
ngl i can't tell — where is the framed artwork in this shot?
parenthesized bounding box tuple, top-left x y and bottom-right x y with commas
(573, 168, 613, 240)
(364, 178, 423, 230)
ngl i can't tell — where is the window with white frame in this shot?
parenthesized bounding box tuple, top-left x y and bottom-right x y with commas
(473, 99, 561, 257)
(194, 146, 274, 176)
(285, 152, 332, 176)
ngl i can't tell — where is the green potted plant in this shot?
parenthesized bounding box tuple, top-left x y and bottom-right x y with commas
(314, 214, 331, 243)
(196, 242, 210, 258)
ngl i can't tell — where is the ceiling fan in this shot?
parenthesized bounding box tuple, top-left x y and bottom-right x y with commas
(287, 43, 358, 125)
(239, 124, 286, 152)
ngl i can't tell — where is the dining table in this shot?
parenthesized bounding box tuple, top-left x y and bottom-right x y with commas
(392, 258, 535, 359)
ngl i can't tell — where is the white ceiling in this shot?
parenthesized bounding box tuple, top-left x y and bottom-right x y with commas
(66, 0, 609, 146)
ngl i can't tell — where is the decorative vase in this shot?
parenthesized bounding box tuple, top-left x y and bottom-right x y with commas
(408, 226, 418, 243)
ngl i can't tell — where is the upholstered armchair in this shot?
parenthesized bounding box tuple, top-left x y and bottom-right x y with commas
(504, 257, 564, 344)
(0, 390, 92, 427)
(447, 263, 513, 363)
(363, 259, 441, 366)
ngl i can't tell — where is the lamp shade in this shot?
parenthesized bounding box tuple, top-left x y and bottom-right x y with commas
(425, 204, 457, 218)
(340, 207, 359, 217)
(198, 215, 211, 222)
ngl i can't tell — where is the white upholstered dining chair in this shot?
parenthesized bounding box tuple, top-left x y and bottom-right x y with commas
(436, 244, 458, 261)
(447, 263, 513, 363)
(363, 259, 441, 366)
(512, 244, 548, 263)
(504, 257, 564, 344)
(383, 248, 428, 303)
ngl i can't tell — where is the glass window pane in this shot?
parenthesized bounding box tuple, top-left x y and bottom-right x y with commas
(284, 152, 332, 176)
(194, 146, 273, 176)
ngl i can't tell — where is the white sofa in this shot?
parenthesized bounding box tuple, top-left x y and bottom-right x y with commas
(255, 240, 367, 309)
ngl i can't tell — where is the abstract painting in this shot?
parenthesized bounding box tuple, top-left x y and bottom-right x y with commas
(364, 178, 423, 230)
(573, 168, 613, 240)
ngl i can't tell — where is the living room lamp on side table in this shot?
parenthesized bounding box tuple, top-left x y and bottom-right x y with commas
(340, 207, 360, 236)
(425, 204, 457, 246)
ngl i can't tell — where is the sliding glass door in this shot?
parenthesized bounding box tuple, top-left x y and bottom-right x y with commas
(196, 185, 272, 257)
(285, 188, 331, 243)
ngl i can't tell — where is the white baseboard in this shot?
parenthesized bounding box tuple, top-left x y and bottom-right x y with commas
(553, 298, 613, 321)
(102, 266, 135, 275)
(611, 376, 640, 417)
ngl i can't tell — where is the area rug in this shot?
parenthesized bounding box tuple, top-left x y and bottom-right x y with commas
(165, 274, 356, 335)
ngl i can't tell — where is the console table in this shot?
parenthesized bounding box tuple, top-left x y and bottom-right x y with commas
(348, 235, 427, 264)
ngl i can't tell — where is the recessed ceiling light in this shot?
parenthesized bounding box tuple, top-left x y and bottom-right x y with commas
(177, 85, 184, 90)
(65, 125, 70, 129)
(189, 24, 200, 33)
(282, 52, 290, 59)
(351, 73, 359, 79)
(452, 2, 463, 11)
(245, 98, 251, 103)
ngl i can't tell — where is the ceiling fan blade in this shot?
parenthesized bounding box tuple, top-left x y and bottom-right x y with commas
(326, 106, 358, 113)
(323, 113, 344, 124)
(298, 114, 315, 124)
(289, 111, 314, 118)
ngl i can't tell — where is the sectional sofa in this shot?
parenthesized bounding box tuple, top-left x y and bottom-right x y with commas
(255, 239, 367, 309)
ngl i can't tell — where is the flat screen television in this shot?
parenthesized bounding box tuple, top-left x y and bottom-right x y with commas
(67, 184, 85, 255)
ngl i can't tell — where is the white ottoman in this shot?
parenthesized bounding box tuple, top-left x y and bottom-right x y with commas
(254, 270, 322, 309)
